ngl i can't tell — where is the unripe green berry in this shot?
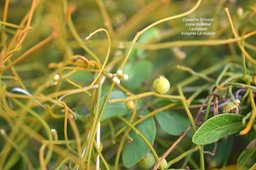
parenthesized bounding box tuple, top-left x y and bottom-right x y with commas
(125, 100, 135, 109)
(138, 152, 155, 169)
(159, 158, 168, 170)
(153, 75, 170, 94)
(223, 102, 239, 114)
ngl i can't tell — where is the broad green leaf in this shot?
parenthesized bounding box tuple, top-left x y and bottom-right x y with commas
(209, 139, 233, 167)
(192, 113, 244, 145)
(155, 111, 190, 136)
(100, 91, 130, 121)
(127, 48, 138, 61)
(238, 138, 256, 168)
(138, 28, 160, 57)
(138, 28, 160, 43)
(122, 110, 156, 168)
(127, 28, 160, 61)
(123, 60, 153, 89)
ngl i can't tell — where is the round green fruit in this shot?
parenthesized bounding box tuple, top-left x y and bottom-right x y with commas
(159, 158, 168, 170)
(153, 75, 170, 94)
(138, 152, 156, 169)
(125, 100, 135, 110)
(223, 102, 239, 114)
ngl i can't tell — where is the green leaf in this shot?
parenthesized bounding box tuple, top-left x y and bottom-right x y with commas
(155, 111, 190, 136)
(100, 91, 130, 121)
(138, 28, 160, 44)
(192, 113, 244, 145)
(137, 28, 159, 58)
(209, 139, 234, 167)
(123, 60, 153, 89)
(127, 28, 160, 61)
(122, 110, 156, 168)
(238, 138, 256, 168)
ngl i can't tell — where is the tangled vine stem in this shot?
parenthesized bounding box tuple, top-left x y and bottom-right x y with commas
(1, 0, 40, 66)
(240, 90, 256, 135)
(153, 126, 192, 170)
(135, 30, 256, 50)
(225, 7, 256, 65)
(109, 91, 184, 102)
(119, 0, 202, 69)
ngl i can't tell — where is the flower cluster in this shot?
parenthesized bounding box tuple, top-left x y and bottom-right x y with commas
(50, 74, 61, 86)
(108, 69, 129, 84)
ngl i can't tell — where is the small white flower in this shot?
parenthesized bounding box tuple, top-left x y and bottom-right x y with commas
(53, 74, 60, 81)
(0, 129, 6, 135)
(235, 99, 240, 106)
(51, 129, 57, 134)
(115, 49, 123, 57)
(116, 69, 123, 76)
(122, 74, 129, 80)
(112, 76, 120, 84)
(51, 129, 58, 140)
(108, 73, 114, 79)
(53, 82, 58, 86)
(172, 47, 186, 60)
(237, 7, 243, 18)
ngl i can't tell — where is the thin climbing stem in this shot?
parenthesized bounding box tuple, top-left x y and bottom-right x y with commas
(119, 0, 202, 69)
(178, 86, 196, 132)
(240, 90, 256, 135)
